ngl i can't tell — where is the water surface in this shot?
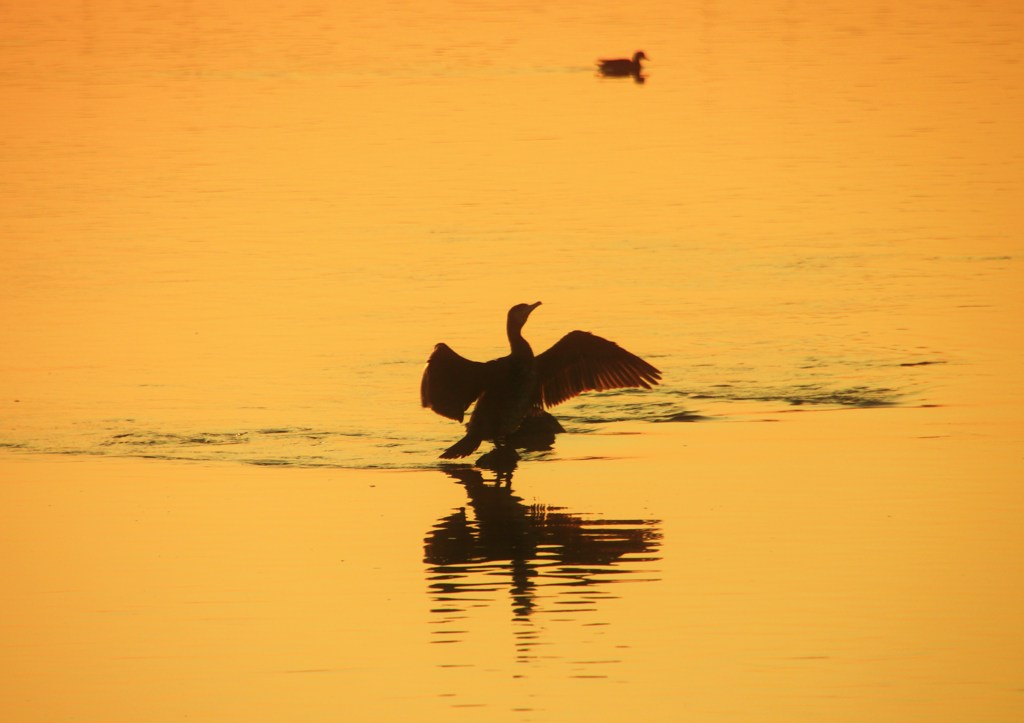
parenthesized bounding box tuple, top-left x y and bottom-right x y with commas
(1, 0, 1022, 720)
(3, 0, 1021, 468)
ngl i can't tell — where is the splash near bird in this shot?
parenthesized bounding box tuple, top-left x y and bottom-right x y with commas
(421, 302, 661, 460)
(597, 50, 648, 77)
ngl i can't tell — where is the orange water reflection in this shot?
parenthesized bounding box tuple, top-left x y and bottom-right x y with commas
(2, 0, 1023, 720)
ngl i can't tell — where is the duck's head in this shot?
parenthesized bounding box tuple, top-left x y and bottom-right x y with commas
(633, 51, 648, 63)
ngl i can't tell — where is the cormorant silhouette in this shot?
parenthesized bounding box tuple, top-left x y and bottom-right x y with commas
(421, 302, 661, 460)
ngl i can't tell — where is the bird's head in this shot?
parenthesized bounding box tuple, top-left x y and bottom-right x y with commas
(507, 301, 542, 331)
(633, 51, 648, 63)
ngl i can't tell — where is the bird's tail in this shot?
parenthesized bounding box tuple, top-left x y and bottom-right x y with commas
(440, 434, 481, 459)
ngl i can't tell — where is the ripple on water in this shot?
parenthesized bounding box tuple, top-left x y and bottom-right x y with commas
(1, 360, 942, 469)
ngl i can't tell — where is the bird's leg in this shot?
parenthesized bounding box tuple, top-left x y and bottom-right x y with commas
(475, 436, 520, 475)
(496, 436, 521, 462)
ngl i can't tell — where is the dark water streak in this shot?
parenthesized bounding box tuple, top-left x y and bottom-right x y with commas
(0, 363, 940, 469)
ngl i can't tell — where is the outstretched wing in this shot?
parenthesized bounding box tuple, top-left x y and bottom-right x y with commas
(534, 330, 661, 408)
(421, 343, 490, 422)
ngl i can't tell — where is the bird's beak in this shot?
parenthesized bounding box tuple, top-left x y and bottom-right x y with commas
(529, 301, 542, 311)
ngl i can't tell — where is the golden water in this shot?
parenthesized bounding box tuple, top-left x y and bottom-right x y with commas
(2, 0, 1022, 720)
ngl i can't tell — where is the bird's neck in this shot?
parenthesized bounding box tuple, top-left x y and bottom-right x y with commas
(507, 322, 533, 357)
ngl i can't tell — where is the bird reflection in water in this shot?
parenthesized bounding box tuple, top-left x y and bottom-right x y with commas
(424, 467, 662, 661)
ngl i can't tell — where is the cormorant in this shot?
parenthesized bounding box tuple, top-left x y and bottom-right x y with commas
(597, 50, 648, 77)
(421, 302, 661, 459)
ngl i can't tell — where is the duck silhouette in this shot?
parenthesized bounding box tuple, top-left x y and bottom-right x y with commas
(597, 50, 648, 77)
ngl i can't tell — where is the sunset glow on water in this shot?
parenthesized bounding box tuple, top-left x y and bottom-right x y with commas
(2, 1, 1022, 720)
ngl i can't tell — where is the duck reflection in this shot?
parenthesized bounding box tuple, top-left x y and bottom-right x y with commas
(424, 467, 661, 658)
